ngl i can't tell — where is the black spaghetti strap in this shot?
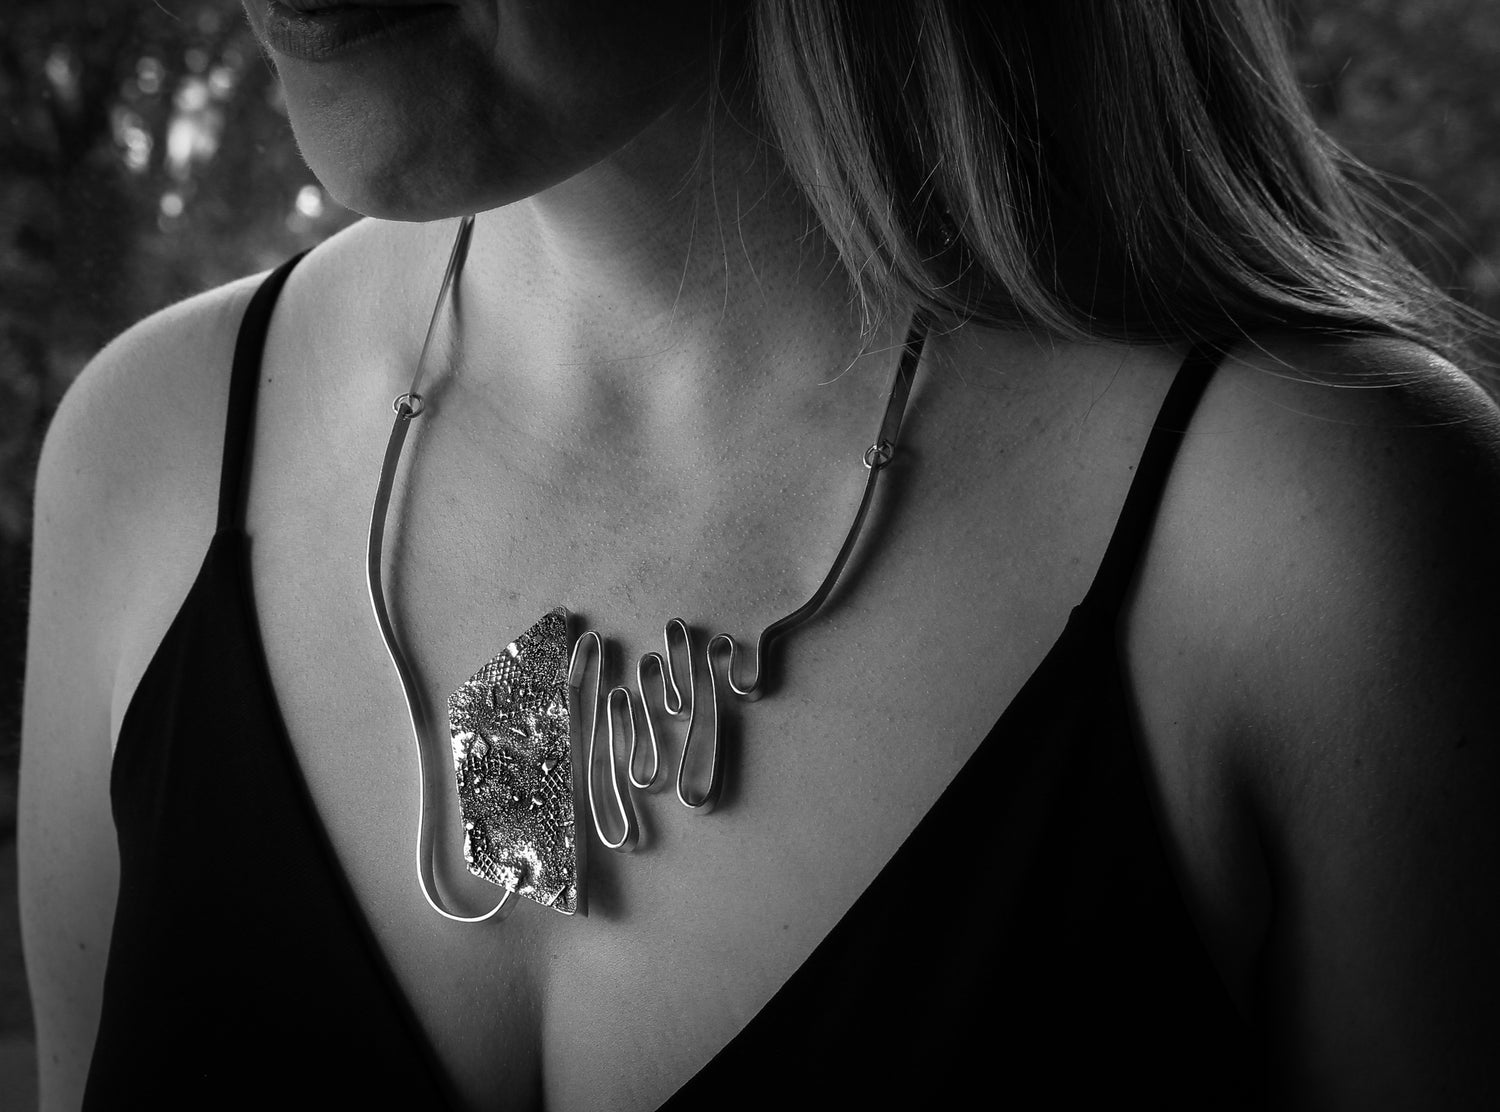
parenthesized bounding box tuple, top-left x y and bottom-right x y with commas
(217, 252, 308, 532)
(1081, 339, 1229, 615)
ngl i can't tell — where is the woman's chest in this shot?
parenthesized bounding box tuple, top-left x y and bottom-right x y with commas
(230, 337, 1198, 1108)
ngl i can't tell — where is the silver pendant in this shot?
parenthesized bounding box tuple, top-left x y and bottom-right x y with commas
(447, 608, 585, 915)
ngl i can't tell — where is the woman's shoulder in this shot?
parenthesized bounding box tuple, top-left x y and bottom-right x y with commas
(1193, 329, 1498, 464)
(38, 218, 404, 540)
(1127, 329, 1500, 1102)
(1131, 328, 1500, 745)
(30, 269, 273, 745)
(42, 269, 263, 512)
(32, 217, 449, 714)
(1137, 330, 1500, 650)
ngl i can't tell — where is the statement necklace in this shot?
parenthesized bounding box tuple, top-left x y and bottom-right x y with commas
(368, 215, 930, 923)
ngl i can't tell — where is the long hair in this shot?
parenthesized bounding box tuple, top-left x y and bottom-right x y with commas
(749, 0, 1482, 359)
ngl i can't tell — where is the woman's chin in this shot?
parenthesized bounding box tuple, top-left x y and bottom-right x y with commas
(287, 100, 559, 222)
(313, 172, 456, 223)
(296, 136, 492, 222)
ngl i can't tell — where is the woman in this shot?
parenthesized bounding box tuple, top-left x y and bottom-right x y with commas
(20, 0, 1500, 1107)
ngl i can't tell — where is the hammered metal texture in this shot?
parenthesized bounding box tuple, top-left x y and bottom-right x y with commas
(448, 608, 580, 915)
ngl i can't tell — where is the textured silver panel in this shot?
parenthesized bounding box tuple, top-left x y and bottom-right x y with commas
(447, 608, 580, 915)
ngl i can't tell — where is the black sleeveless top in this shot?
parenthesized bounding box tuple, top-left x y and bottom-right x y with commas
(84, 255, 1263, 1109)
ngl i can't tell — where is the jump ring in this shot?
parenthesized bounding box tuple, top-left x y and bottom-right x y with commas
(863, 440, 894, 470)
(394, 392, 425, 418)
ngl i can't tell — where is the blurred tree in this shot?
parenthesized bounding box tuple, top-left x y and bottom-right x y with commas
(1288, 0, 1500, 364)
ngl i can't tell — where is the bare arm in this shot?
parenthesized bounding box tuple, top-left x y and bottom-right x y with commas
(19, 279, 257, 1109)
(19, 401, 122, 1108)
(1135, 337, 1500, 1107)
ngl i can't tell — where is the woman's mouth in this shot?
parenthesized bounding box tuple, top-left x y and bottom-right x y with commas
(259, 1, 455, 62)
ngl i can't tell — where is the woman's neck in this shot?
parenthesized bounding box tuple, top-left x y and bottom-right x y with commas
(449, 82, 902, 420)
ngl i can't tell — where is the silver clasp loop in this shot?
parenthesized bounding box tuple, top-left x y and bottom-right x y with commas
(863, 440, 894, 470)
(394, 392, 425, 418)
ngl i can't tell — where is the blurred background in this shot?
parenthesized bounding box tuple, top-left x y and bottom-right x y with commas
(1, 0, 1498, 1103)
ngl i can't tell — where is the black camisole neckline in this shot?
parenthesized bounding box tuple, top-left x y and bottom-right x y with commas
(85, 253, 1262, 1109)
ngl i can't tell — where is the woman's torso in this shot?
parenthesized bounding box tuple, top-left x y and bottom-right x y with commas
(99, 218, 1267, 1108)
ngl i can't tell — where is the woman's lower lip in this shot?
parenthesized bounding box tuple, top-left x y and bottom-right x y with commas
(260, 1, 453, 62)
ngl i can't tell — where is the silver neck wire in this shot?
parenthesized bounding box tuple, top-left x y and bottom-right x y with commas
(367, 214, 929, 922)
